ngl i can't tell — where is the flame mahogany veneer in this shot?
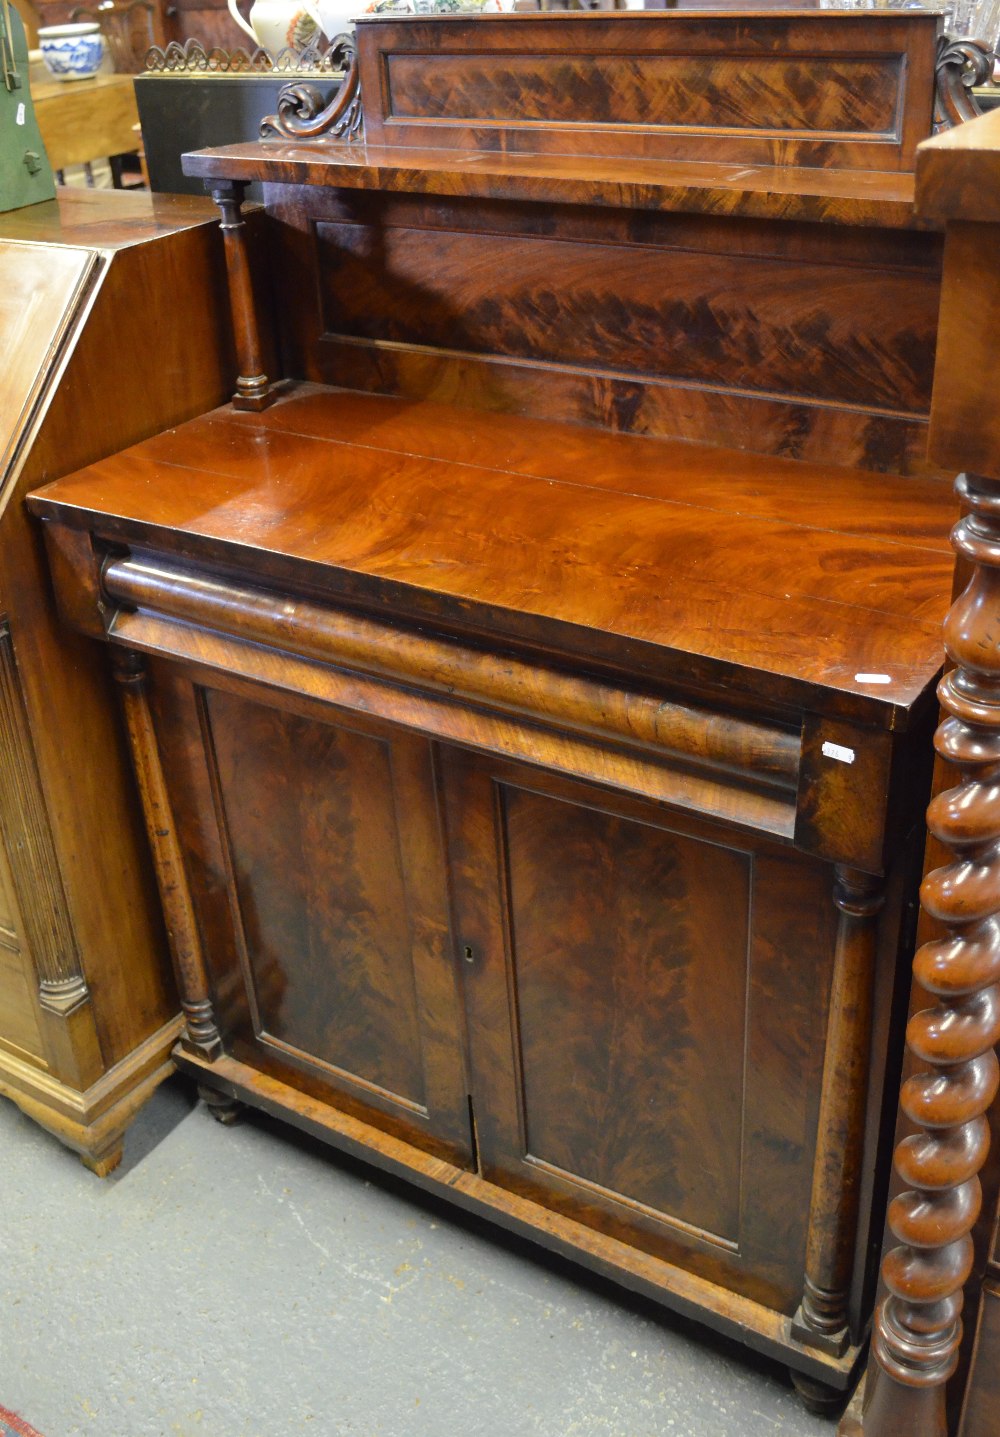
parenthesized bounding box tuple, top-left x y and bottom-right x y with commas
(27, 10, 976, 1416)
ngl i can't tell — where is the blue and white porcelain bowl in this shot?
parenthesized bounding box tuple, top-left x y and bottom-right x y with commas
(38, 23, 104, 81)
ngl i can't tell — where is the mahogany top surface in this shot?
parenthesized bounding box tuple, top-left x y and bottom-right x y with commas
(184, 142, 921, 229)
(27, 384, 955, 725)
(0, 189, 224, 250)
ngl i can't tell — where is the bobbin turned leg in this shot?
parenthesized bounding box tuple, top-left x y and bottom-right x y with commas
(791, 866, 884, 1374)
(208, 178, 273, 412)
(198, 1084, 243, 1125)
(790, 1372, 846, 1417)
(112, 649, 223, 1062)
(855, 472, 1000, 1437)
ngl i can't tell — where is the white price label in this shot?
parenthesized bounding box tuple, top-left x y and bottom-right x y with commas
(16, 103, 25, 126)
(822, 741, 856, 765)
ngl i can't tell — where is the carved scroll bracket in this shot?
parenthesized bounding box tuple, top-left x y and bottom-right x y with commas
(859, 471, 1000, 1437)
(260, 35, 362, 141)
(935, 33, 995, 132)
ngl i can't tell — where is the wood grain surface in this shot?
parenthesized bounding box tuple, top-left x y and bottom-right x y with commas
(27, 383, 955, 724)
(146, 666, 475, 1165)
(313, 211, 939, 414)
(355, 11, 937, 173)
(916, 105, 1000, 224)
(263, 184, 943, 474)
(442, 749, 838, 1311)
(190, 140, 925, 229)
(0, 188, 229, 246)
(0, 240, 94, 491)
(384, 51, 902, 134)
(207, 688, 429, 1106)
(34, 74, 140, 172)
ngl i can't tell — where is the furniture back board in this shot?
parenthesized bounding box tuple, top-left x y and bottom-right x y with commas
(244, 11, 949, 475)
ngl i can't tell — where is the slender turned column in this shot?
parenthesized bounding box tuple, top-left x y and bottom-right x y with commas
(793, 867, 884, 1364)
(859, 472, 1000, 1437)
(112, 649, 222, 1060)
(209, 179, 272, 412)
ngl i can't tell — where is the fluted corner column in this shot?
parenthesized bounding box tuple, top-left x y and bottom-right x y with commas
(859, 471, 1000, 1437)
(112, 649, 222, 1061)
(0, 617, 104, 1088)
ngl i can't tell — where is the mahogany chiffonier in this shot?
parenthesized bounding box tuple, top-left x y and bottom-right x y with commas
(25, 10, 979, 1408)
(0, 189, 233, 1174)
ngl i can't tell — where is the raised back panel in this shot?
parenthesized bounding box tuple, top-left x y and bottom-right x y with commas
(270, 185, 943, 473)
(357, 11, 939, 171)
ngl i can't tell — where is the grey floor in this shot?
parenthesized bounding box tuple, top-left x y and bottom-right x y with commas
(1, 1077, 842, 1437)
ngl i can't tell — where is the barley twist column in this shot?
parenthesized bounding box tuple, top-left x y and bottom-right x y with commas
(860, 471, 1000, 1437)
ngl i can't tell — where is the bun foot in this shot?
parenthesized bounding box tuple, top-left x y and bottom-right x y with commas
(198, 1083, 243, 1125)
(80, 1135, 124, 1178)
(790, 1371, 846, 1417)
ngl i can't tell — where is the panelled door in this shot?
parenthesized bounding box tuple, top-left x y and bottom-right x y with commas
(439, 748, 839, 1312)
(151, 666, 475, 1169)
(156, 662, 839, 1309)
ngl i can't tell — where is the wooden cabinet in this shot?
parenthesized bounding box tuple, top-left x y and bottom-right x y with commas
(0, 189, 233, 1173)
(26, 8, 973, 1414)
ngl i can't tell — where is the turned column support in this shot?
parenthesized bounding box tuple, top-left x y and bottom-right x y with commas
(112, 649, 222, 1061)
(208, 178, 273, 413)
(856, 472, 1000, 1437)
(793, 866, 884, 1360)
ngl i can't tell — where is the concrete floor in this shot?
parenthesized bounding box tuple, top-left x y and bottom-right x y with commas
(1, 1076, 842, 1437)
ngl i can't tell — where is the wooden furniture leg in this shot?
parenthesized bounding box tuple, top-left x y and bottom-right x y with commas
(858, 473, 1000, 1437)
(198, 1083, 243, 1125)
(112, 648, 223, 1062)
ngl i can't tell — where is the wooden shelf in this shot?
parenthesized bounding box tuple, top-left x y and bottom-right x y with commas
(183, 140, 923, 229)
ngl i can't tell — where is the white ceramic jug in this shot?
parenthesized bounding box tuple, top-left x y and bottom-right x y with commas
(227, 0, 323, 54)
(312, 0, 358, 38)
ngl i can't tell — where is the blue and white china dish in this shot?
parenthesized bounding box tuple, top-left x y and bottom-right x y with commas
(38, 23, 104, 81)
